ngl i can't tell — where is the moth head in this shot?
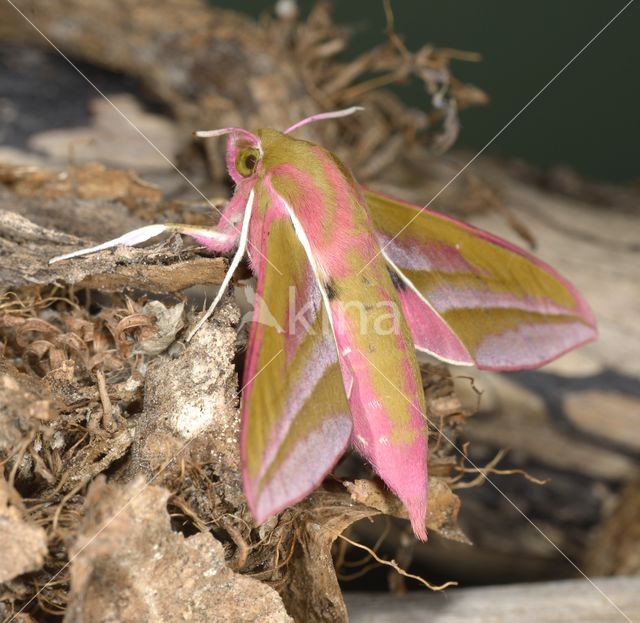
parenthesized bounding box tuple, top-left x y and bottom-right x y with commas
(193, 126, 262, 184)
(194, 107, 363, 184)
(225, 132, 263, 184)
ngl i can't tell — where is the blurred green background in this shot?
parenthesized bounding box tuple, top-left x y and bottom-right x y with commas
(213, 1, 638, 185)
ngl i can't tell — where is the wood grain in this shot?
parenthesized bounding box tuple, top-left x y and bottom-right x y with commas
(346, 577, 640, 622)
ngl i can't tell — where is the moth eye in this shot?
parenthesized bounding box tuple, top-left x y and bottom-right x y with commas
(236, 148, 260, 177)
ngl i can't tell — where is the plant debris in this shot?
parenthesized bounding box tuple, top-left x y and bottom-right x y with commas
(0, 479, 48, 585)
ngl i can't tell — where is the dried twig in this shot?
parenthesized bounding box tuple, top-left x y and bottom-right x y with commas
(336, 532, 457, 591)
(95, 368, 114, 432)
(452, 449, 548, 489)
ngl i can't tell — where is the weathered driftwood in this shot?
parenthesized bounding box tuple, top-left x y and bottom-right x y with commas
(346, 576, 640, 622)
(0, 480, 47, 585)
(0, 163, 227, 292)
(586, 480, 640, 576)
(0, 0, 486, 182)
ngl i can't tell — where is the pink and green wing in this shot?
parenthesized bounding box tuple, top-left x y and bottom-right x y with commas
(364, 190, 597, 370)
(240, 214, 352, 523)
(327, 261, 429, 540)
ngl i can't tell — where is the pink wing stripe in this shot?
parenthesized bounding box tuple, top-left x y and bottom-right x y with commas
(377, 232, 477, 275)
(395, 287, 473, 365)
(424, 286, 581, 317)
(252, 414, 352, 522)
(475, 321, 597, 371)
(257, 336, 340, 483)
(394, 280, 595, 369)
(369, 189, 596, 327)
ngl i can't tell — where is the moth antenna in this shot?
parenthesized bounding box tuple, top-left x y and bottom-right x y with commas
(194, 127, 259, 143)
(284, 106, 365, 134)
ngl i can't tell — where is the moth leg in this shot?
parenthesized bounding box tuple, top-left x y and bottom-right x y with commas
(49, 223, 237, 264)
(186, 189, 255, 341)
